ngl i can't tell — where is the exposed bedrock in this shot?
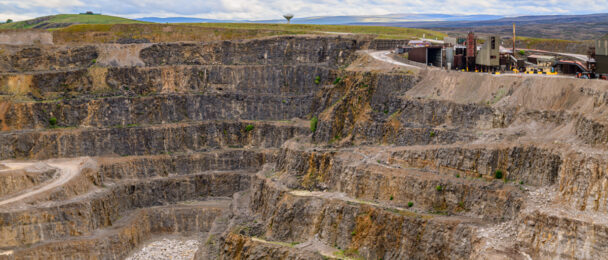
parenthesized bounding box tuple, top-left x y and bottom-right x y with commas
(275, 146, 523, 221)
(0, 121, 308, 160)
(4, 33, 608, 260)
(388, 144, 562, 187)
(3, 93, 314, 130)
(517, 208, 608, 260)
(220, 233, 325, 260)
(309, 71, 498, 146)
(4, 201, 227, 260)
(250, 174, 479, 259)
(0, 164, 56, 197)
(0, 171, 249, 249)
(0, 35, 361, 73)
(559, 152, 608, 213)
(139, 36, 361, 68)
(0, 64, 335, 101)
(98, 149, 273, 180)
(575, 116, 608, 145)
(0, 45, 97, 72)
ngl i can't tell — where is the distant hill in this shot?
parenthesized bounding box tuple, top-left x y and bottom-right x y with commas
(132, 13, 608, 40)
(134, 14, 504, 25)
(0, 14, 146, 29)
(357, 13, 608, 28)
(350, 13, 608, 40)
(254, 14, 504, 25)
(136, 17, 238, 23)
(4, 12, 606, 41)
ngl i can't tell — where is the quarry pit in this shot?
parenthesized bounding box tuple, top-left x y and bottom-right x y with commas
(1, 33, 608, 260)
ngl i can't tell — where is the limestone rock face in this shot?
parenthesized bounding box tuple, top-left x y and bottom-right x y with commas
(0, 164, 56, 197)
(0, 45, 97, 72)
(2, 33, 608, 260)
(139, 36, 360, 68)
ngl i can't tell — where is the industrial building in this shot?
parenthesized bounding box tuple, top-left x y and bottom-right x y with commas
(597, 38, 608, 74)
(475, 35, 500, 70)
(406, 46, 443, 66)
(395, 31, 606, 80)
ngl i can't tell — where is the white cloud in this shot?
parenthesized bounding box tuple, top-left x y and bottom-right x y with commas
(1, 0, 607, 22)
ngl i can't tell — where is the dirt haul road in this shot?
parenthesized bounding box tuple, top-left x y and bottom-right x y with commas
(0, 158, 88, 207)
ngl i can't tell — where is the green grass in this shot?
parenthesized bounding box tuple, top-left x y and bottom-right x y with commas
(0, 14, 146, 29)
(310, 116, 318, 133)
(514, 36, 591, 54)
(182, 22, 446, 40)
(4, 14, 448, 45)
(1, 14, 446, 40)
(517, 36, 581, 46)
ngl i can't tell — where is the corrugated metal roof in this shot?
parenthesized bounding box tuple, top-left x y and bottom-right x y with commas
(528, 54, 555, 60)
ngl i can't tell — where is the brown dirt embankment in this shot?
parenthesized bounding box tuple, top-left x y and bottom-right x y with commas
(0, 30, 53, 45)
(408, 69, 608, 119)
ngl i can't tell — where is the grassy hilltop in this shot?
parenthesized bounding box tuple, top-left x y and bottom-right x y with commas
(0, 13, 446, 42)
(0, 13, 587, 53)
(0, 14, 146, 29)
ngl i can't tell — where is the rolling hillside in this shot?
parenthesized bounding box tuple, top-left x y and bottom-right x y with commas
(0, 14, 146, 29)
(135, 13, 608, 41)
(47, 22, 447, 44)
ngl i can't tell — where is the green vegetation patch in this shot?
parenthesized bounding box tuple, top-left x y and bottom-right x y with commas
(310, 116, 318, 133)
(0, 14, 146, 29)
(48, 117, 57, 127)
(187, 23, 447, 40)
(494, 170, 503, 179)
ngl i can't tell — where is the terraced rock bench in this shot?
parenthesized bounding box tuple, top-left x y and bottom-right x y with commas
(3, 33, 608, 260)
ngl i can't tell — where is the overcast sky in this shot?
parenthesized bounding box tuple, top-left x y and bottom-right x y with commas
(2, 0, 607, 22)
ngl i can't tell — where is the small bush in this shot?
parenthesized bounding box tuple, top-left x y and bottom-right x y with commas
(429, 131, 436, 137)
(435, 185, 443, 192)
(389, 195, 394, 200)
(333, 77, 342, 85)
(407, 202, 414, 208)
(518, 50, 525, 55)
(314, 76, 321, 84)
(245, 124, 254, 132)
(494, 170, 503, 179)
(383, 109, 389, 114)
(310, 116, 318, 133)
(91, 58, 96, 64)
(456, 174, 460, 178)
(519, 180, 524, 185)
(458, 201, 466, 209)
(49, 117, 57, 126)
(351, 231, 356, 236)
